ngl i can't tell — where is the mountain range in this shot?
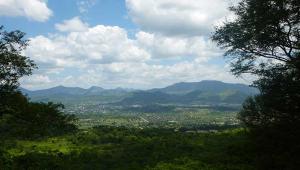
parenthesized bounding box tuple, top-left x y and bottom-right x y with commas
(20, 80, 258, 105)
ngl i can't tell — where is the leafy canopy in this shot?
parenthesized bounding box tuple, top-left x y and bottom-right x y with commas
(0, 26, 36, 92)
(212, 0, 300, 75)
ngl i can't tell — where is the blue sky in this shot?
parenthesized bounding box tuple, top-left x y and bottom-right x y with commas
(0, 0, 249, 90)
(1, 0, 135, 37)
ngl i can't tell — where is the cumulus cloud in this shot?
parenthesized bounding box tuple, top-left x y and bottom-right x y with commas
(136, 31, 222, 59)
(0, 0, 52, 22)
(126, 0, 233, 36)
(55, 17, 89, 32)
(26, 23, 222, 70)
(25, 25, 150, 68)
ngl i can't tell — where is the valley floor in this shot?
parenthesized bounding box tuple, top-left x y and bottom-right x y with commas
(1, 127, 255, 170)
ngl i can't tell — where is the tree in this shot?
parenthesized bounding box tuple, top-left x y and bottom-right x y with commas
(239, 65, 300, 128)
(212, 0, 300, 128)
(212, 0, 300, 75)
(0, 26, 36, 117)
(0, 25, 36, 92)
(212, 0, 300, 169)
(238, 71, 300, 169)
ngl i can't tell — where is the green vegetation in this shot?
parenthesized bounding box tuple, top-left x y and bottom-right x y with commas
(0, 92, 77, 138)
(212, 0, 300, 169)
(0, 127, 255, 170)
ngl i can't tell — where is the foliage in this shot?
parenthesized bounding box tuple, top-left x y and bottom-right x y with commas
(239, 65, 300, 128)
(0, 25, 36, 92)
(212, 0, 300, 75)
(0, 91, 77, 139)
(238, 65, 300, 169)
(0, 127, 255, 170)
(212, 0, 300, 169)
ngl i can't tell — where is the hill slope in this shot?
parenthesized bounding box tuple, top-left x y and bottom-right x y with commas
(120, 80, 257, 105)
(150, 80, 257, 95)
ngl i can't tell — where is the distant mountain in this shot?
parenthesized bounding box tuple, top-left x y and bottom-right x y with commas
(119, 89, 252, 105)
(33, 86, 87, 96)
(20, 80, 258, 105)
(19, 87, 32, 95)
(20, 86, 135, 104)
(120, 91, 175, 105)
(20, 86, 132, 96)
(150, 80, 257, 95)
(120, 81, 258, 105)
(84, 86, 105, 95)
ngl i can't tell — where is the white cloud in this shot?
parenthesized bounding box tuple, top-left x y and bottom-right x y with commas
(0, 0, 52, 22)
(126, 0, 233, 36)
(25, 25, 150, 67)
(136, 31, 222, 59)
(26, 23, 222, 70)
(55, 17, 89, 32)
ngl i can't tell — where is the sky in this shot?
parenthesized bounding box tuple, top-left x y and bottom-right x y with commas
(0, 0, 252, 90)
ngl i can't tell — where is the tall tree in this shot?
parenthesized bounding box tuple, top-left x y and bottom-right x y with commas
(212, 0, 300, 169)
(0, 26, 36, 92)
(212, 0, 300, 127)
